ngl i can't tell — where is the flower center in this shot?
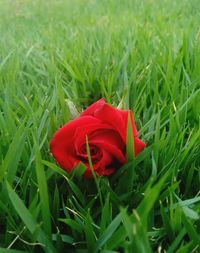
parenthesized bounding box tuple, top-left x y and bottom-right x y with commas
(78, 144, 102, 164)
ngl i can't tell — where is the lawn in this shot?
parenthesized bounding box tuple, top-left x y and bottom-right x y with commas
(0, 0, 200, 252)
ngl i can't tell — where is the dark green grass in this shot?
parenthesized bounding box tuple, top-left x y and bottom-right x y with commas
(0, 0, 200, 252)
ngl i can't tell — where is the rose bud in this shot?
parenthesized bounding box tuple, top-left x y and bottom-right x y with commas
(50, 98, 145, 178)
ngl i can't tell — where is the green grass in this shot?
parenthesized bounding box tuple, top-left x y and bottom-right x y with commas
(0, 0, 200, 252)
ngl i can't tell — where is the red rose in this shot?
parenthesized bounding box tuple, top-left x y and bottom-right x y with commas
(50, 99, 145, 178)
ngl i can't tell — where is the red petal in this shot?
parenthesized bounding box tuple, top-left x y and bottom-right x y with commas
(50, 116, 100, 173)
(80, 98, 105, 116)
(74, 123, 114, 153)
(134, 137, 146, 156)
(90, 140, 126, 164)
(83, 150, 116, 178)
(93, 103, 127, 142)
(118, 109, 138, 137)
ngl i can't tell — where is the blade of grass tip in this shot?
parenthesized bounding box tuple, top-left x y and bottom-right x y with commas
(56, 77, 70, 123)
(42, 160, 67, 177)
(86, 135, 103, 207)
(33, 135, 51, 236)
(126, 111, 135, 162)
(6, 181, 57, 253)
(117, 112, 136, 192)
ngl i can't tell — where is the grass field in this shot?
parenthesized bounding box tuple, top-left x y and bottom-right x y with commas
(0, 0, 200, 252)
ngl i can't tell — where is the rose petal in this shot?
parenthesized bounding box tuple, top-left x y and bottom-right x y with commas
(134, 137, 146, 156)
(50, 116, 100, 172)
(96, 150, 116, 176)
(74, 123, 114, 153)
(80, 98, 105, 117)
(50, 98, 146, 178)
(90, 140, 126, 164)
(118, 109, 138, 137)
(84, 150, 116, 178)
(93, 103, 127, 142)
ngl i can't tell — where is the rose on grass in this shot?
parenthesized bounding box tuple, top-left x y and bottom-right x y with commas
(50, 98, 145, 178)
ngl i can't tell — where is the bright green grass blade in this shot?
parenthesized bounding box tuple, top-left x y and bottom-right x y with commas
(99, 193, 111, 235)
(95, 213, 122, 252)
(137, 170, 170, 227)
(160, 202, 174, 242)
(86, 135, 103, 207)
(126, 111, 135, 162)
(120, 208, 153, 253)
(0, 123, 27, 183)
(6, 181, 57, 253)
(84, 213, 96, 253)
(34, 136, 52, 236)
(73, 162, 86, 179)
(182, 212, 200, 245)
(129, 210, 153, 253)
(116, 112, 137, 193)
(106, 226, 126, 250)
(42, 160, 67, 176)
(175, 242, 194, 253)
(0, 51, 14, 71)
(120, 208, 133, 241)
(166, 228, 186, 253)
(56, 77, 70, 124)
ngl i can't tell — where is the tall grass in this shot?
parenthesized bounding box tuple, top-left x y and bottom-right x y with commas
(0, 0, 200, 252)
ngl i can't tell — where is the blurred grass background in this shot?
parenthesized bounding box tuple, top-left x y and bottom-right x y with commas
(0, 0, 200, 252)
